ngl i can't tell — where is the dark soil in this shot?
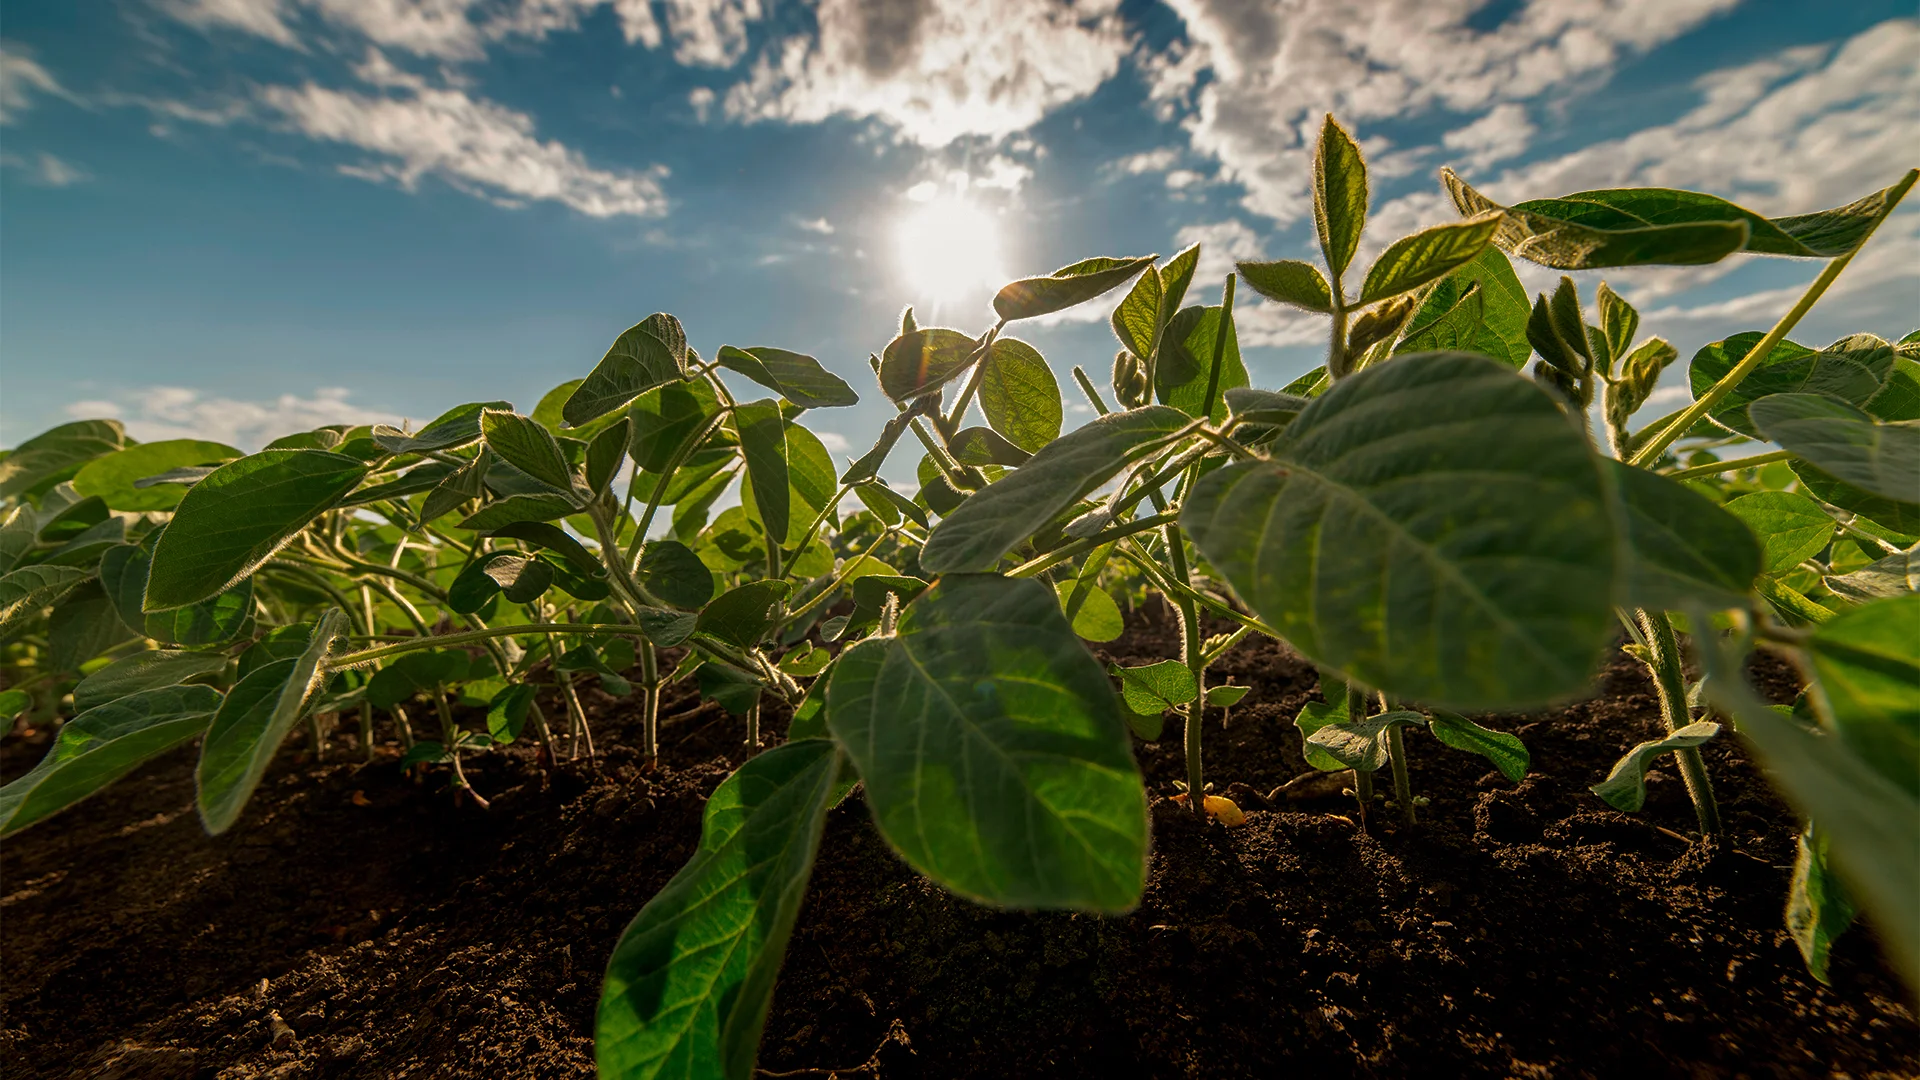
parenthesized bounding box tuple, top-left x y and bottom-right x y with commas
(3, 611, 1915, 1079)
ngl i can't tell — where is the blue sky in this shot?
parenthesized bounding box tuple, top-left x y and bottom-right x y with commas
(2, 0, 1915, 484)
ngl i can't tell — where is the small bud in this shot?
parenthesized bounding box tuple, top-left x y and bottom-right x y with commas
(1112, 350, 1151, 409)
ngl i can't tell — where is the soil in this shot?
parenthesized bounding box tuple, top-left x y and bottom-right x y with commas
(3, 610, 1915, 1080)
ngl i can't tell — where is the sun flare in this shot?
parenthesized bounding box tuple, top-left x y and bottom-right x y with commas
(894, 195, 1006, 310)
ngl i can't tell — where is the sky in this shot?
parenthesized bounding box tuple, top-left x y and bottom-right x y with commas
(2, 0, 1916, 486)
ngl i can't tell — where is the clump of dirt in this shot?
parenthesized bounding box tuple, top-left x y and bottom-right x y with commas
(3, 613, 1913, 1079)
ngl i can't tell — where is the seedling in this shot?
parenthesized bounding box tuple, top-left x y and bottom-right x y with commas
(1, 114, 1914, 1079)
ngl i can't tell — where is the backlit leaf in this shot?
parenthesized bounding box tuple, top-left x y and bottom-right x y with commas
(0, 419, 126, 500)
(1807, 594, 1920, 797)
(1056, 576, 1123, 643)
(595, 739, 839, 1080)
(145, 450, 368, 610)
(696, 579, 793, 648)
(994, 255, 1154, 322)
(1313, 115, 1368, 281)
(0, 685, 223, 836)
(1689, 333, 1893, 438)
(372, 400, 512, 454)
(71, 440, 241, 512)
(979, 338, 1063, 453)
(716, 346, 858, 410)
(1358, 211, 1503, 305)
(1792, 458, 1920, 537)
(824, 574, 1147, 911)
(1156, 306, 1247, 422)
(1111, 659, 1195, 717)
(1590, 721, 1721, 811)
(1183, 351, 1616, 709)
(1446, 169, 1750, 269)
(456, 493, 577, 531)
(880, 327, 978, 402)
(1723, 491, 1834, 576)
(196, 608, 346, 834)
(920, 406, 1188, 573)
(1398, 246, 1530, 368)
(1237, 259, 1332, 313)
(564, 316, 688, 427)
(0, 564, 89, 642)
(1305, 710, 1429, 773)
(1428, 710, 1529, 782)
(73, 650, 228, 712)
(482, 409, 576, 492)
(1787, 822, 1857, 985)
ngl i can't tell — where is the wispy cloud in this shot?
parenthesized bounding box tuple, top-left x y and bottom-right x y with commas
(1, 151, 91, 186)
(67, 386, 404, 449)
(0, 41, 80, 124)
(258, 76, 670, 216)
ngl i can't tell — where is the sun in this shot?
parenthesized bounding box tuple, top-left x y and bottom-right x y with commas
(894, 194, 1006, 312)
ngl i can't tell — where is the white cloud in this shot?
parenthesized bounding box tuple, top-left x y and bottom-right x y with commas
(1153, 0, 1739, 224)
(0, 42, 76, 124)
(1441, 103, 1536, 172)
(724, 0, 1131, 147)
(1175, 219, 1262, 284)
(1165, 169, 1201, 190)
(812, 430, 851, 453)
(1112, 146, 1179, 175)
(258, 79, 669, 216)
(1, 152, 91, 186)
(795, 215, 834, 234)
(66, 386, 404, 449)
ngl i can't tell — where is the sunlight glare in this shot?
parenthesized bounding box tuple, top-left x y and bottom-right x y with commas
(894, 195, 1006, 310)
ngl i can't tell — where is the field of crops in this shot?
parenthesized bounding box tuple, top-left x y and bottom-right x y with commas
(3, 118, 1916, 1078)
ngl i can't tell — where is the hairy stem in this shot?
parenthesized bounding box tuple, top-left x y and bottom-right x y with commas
(1386, 721, 1415, 827)
(1637, 609, 1721, 839)
(1663, 449, 1790, 481)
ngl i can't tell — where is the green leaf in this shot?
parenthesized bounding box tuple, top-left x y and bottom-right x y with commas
(70, 440, 241, 512)
(483, 521, 602, 581)
(1157, 243, 1201, 321)
(1305, 710, 1429, 773)
(1808, 594, 1920, 796)
(196, 609, 346, 834)
(1590, 721, 1721, 811)
(628, 379, 724, 473)
(1788, 822, 1858, 985)
(1156, 306, 1247, 422)
(1055, 577, 1123, 643)
(1697, 629, 1919, 988)
(736, 406, 837, 547)
(639, 540, 716, 610)
(787, 672, 829, 741)
(1111, 262, 1163, 358)
(0, 506, 36, 574)
(920, 406, 1189, 573)
(1183, 352, 1616, 710)
(0, 419, 126, 500)
(697, 580, 793, 648)
(481, 409, 576, 492)
(835, 574, 930, 639)
(1395, 282, 1485, 356)
(979, 338, 1063, 454)
(0, 564, 89, 642)
(1237, 259, 1333, 313)
(100, 544, 252, 646)
(1722, 491, 1834, 576)
(49, 580, 137, 673)
(993, 255, 1155, 322)
(1595, 282, 1639, 373)
(0, 688, 27, 720)
(777, 642, 832, 678)
(73, 649, 228, 712)
(824, 575, 1147, 911)
(1508, 176, 1916, 260)
(456, 493, 577, 531)
(1398, 246, 1530, 368)
(368, 649, 471, 709)
(1294, 677, 1351, 773)
(697, 660, 761, 714)
(1608, 461, 1760, 610)
(1313, 114, 1368, 281)
(1826, 544, 1919, 603)
(1428, 710, 1529, 782)
(716, 346, 858, 409)
(880, 327, 978, 403)
(144, 450, 368, 611)
(1864, 356, 1920, 422)
(372, 400, 513, 454)
(585, 416, 632, 497)
(1752, 393, 1919, 503)
(948, 427, 1030, 468)
(595, 738, 840, 1080)
(486, 683, 536, 744)
(1358, 212, 1503, 305)
(1690, 333, 1894, 438)
(1792, 458, 1920, 536)
(0, 685, 223, 836)
(1206, 684, 1250, 708)
(1223, 388, 1310, 430)
(1111, 659, 1195, 716)
(564, 316, 688, 427)
(1445, 169, 1753, 269)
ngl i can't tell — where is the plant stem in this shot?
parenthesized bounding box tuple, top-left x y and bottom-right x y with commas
(1071, 366, 1112, 415)
(745, 699, 761, 749)
(1199, 274, 1235, 420)
(1663, 449, 1790, 481)
(1004, 512, 1180, 578)
(1636, 609, 1721, 839)
(1327, 298, 1351, 381)
(639, 638, 661, 763)
(941, 323, 1003, 433)
(1629, 169, 1914, 467)
(1346, 685, 1370, 824)
(1386, 721, 1415, 827)
(628, 410, 728, 564)
(327, 622, 657, 668)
